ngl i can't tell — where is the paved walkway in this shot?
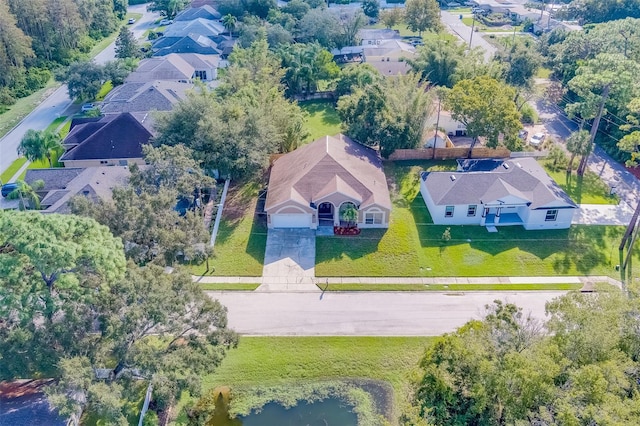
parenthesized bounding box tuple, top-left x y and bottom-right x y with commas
(259, 229, 317, 291)
(195, 274, 621, 291)
(573, 203, 635, 225)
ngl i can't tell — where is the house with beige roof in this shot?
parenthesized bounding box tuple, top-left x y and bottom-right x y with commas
(100, 80, 191, 114)
(265, 134, 392, 229)
(363, 39, 415, 76)
(126, 54, 219, 83)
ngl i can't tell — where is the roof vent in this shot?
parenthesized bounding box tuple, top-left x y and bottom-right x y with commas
(503, 163, 510, 169)
(450, 175, 456, 181)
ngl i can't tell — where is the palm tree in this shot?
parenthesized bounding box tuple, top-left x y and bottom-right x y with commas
(18, 129, 64, 168)
(340, 203, 358, 228)
(7, 180, 44, 210)
(222, 14, 237, 38)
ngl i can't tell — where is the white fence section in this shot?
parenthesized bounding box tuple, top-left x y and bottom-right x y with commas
(138, 384, 153, 426)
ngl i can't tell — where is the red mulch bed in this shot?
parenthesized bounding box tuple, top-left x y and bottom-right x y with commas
(626, 166, 640, 180)
(334, 226, 361, 235)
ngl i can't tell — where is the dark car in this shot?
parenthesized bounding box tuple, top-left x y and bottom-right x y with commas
(1, 182, 18, 197)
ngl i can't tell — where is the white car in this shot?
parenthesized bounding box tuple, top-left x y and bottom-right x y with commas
(159, 19, 173, 26)
(127, 18, 135, 24)
(529, 132, 546, 147)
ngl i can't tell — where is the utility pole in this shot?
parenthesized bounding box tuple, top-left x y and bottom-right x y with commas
(620, 30, 629, 58)
(433, 96, 442, 159)
(577, 84, 611, 176)
(469, 14, 475, 49)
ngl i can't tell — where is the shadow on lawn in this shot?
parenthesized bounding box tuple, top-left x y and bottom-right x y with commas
(299, 100, 341, 127)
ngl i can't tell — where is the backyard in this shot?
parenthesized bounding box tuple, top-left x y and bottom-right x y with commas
(176, 336, 432, 424)
(315, 161, 635, 279)
(300, 100, 342, 142)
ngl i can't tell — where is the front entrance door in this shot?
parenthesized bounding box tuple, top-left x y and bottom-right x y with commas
(318, 202, 334, 225)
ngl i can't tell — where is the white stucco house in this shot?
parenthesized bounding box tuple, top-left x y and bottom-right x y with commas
(419, 158, 578, 230)
(265, 134, 392, 230)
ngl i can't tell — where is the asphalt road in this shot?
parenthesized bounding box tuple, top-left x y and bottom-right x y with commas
(0, 4, 159, 178)
(440, 10, 497, 62)
(207, 291, 564, 336)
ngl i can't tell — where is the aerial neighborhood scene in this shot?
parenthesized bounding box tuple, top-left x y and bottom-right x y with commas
(3, 0, 640, 424)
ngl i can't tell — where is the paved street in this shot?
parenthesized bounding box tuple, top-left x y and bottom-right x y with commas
(440, 11, 497, 62)
(0, 4, 158, 178)
(207, 291, 563, 336)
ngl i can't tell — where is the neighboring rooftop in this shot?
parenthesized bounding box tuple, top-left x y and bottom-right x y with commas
(25, 166, 132, 213)
(175, 4, 221, 21)
(421, 158, 577, 209)
(101, 80, 191, 113)
(127, 54, 196, 82)
(60, 113, 153, 162)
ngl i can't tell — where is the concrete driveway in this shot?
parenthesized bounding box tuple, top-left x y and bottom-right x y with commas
(260, 229, 317, 291)
(207, 291, 563, 336)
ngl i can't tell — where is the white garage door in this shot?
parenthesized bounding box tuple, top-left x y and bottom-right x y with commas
(271, 213, 312, 228)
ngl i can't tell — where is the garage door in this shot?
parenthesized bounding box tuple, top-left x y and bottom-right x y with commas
(271, 213, 312, 228)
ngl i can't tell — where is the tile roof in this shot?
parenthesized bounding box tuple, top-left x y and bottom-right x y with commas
(265, 134, 392, 212)
(60, 113, 153, 162)
(421, 157, 577, 209)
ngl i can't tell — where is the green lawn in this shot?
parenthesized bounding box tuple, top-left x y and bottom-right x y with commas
(190, 182, 266, 276)
(0, 79, 60, 139)
(1, 157, 28, 183)
(543, 163, 619, 204)
(300, 100, 342, 142)
(45, 116, 68, 133)
(18, 151, 63, 180)
(315, 161, 634, 279)
(59, 120, 72, 138)
(179, 336, 432, 423)
(321, 283, 584, 291)
(95, 81, 114, 101)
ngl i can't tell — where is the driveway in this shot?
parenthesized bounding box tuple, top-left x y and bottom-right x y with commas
(206, 291, 563, 336)
(260, 229, 317, 291)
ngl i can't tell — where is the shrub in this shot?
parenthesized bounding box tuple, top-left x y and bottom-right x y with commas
(520, 103, 538, 125)
(0, 87, 17, 106)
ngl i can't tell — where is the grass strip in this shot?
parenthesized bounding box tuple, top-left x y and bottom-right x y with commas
(1, 157, 28, 183)
(45, 116, 68, 133)
(320, 283, 584, 291)
(199, 283, 260, 291)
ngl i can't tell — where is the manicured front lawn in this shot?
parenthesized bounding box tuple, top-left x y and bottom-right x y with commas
(543, 164, 618, 204)
(178, 336, 432, 422)
(315, 160, 634, 279)
(300, 100, 342, 142)
(1, 157, 28, 183)
(190, 181, 267, 276)
(95, 81, 114, 101)
(45, 116, 68, 133)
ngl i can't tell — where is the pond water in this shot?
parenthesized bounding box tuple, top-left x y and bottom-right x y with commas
(240, 398, 357, 426)
(207, 394, 357, 426)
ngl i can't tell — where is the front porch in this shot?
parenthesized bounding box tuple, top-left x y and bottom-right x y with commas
(484, 212, 524, 226)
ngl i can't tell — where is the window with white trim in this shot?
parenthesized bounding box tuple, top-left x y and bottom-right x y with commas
(445, 206, 454, 217)
(467, 205, 477, 216)
(365, 212, 383, 224)
(545, 209, 558, 221)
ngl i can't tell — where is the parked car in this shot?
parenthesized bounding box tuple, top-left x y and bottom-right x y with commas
(518, 129, 529, 140)
(529, 132, 546, 147)
(1, 183, 18, 198)
(159, 19, 173, 26)
(81, 103, 96, 112)
(128, 18, 136, 24)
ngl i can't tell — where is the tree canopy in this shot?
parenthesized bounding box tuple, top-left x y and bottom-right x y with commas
(416, 290, 640, 425)
(444, 76, 522, 151)
(338, 73, 434, 158)
(17, 129, 63, 167)
(404, 0, 442, 36)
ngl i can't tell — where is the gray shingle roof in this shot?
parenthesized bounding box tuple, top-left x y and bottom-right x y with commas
(152, 34, 222, 56)
(101, 81, 190, 113)
(175, 5, 221, 21)
(421, 158, 577, 209)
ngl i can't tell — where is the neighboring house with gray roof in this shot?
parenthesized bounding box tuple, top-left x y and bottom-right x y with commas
(100, 80, 191, 114)
(152, 34, 223, 57)
(164, 18, 225, 38)
(127, 54, 198, 82)
(265, 134, 392, 229)
(358, 28, 401, 46)
(419, 158, 577, 230)
(60, 113, 154, 168)
(25, 166, 131, 214)
(175, 4, 221, 21)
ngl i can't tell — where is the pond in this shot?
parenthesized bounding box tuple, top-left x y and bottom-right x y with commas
(207, 394, 357, 426)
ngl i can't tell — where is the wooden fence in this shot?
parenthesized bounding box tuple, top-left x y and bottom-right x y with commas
(388, 147, 511, 161)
